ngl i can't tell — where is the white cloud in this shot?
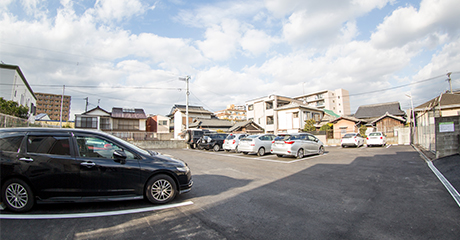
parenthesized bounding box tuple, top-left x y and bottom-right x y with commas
(240, 28, 274, 57)
(264, 0, 395, 47)
(196, 19, 241, 61)
(93, 0, 147, 23)
(371, 0, 460, 49)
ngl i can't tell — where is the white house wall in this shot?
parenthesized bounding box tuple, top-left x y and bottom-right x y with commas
(139, 119, 146, 131)
(174, 111, 183, 139)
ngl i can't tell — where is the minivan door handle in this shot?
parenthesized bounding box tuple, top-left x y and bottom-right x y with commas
(19, 157, 34, 162)
(81, 162, 96, 168)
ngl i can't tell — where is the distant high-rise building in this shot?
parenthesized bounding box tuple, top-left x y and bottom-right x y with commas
(35, 92, 71, 121)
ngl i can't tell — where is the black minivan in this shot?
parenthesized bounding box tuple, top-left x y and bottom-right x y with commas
(0, 128, 192, 212)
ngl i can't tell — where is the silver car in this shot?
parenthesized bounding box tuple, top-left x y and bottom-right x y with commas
(238, 134, 276, 156)
(271, 133, 324, 158)
(223, 133, 248, 152)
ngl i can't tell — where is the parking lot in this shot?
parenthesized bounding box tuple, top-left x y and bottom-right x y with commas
(1, 145, 460, 239)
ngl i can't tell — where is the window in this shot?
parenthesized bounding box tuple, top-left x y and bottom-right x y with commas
(267, 116, 274, 125)
(75, 136, 136, 160)
(293, 112, 299, 118)
(266, 102, 273, 110)
(0, 134, 24, 152)
(27, 135, 71, 156)
(100, 118, 111, 130)
(113, 119, 139, 130)
(76, 116, 97, 128)
(248, 104, 254, 111)
(159, 120, 168, 125)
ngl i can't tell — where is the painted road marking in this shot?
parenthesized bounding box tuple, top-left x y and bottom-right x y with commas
(0, 201, 193, 220)
(198, 149, 327, 164)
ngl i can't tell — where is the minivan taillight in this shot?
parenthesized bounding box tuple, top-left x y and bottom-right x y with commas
(285, 141, 294, 144)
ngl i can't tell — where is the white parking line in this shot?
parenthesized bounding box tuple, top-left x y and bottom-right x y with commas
(196, 150, 327, 164)
(0, 201, 193, 220)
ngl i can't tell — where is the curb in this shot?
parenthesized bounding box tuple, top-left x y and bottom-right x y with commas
(412, 144, 460, 208)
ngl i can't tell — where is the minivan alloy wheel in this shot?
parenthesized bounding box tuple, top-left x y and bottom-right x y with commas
(146, 174, 177, 204)
(2, 178, 34, 212)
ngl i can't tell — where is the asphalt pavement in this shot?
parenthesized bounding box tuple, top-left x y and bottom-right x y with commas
(1, 145, 460, 239)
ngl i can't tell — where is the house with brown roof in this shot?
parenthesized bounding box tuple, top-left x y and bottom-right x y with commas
(167, 104, 215, 138)
(189, 118, 234, 132)
(329, 116, 364, 139)
(329, 102, 407, 138)
(228, 120, 265, 134)
(75, 106, 147, 131)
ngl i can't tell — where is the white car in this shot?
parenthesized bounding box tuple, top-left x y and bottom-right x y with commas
(340, 133, 365, 148)
(366, 132, 386, 147)
(223, 133, 248, 152)
(271, 133, 324, 158)
(238, 134, 276, 156)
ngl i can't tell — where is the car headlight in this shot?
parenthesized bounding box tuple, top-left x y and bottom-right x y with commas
(176, 165, 190, 173)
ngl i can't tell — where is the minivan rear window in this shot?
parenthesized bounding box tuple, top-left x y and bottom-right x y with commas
(27, 135, 71, 156)
(0, 134, 24, 152)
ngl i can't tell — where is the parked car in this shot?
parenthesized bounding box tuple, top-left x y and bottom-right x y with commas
(223, 133, 248, 152)
(198, 133, 228, 151)
(341, 133, 365, 148)
(366, 132, 386, 147)
(183, 129, 211, 149)
(238, 134, 276, 156)
(0, 128, 193, 212)
(271, 133, 324, 158)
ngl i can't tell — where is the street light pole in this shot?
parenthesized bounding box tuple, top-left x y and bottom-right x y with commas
(447, 72, 452, 93)
(406, 93, 416, 143)
(179, 76, 190, 130)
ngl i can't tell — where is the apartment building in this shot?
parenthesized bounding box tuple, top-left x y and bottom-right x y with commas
(214, 104, 246, 121)
(0, 64, 36, 118)
(35, 92, 71, 121)
(246, 95, 324, 134)
(293, 88, 350, 116)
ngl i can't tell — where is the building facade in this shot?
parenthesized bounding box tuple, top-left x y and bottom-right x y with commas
(246, 95, 292, 134)
(75, 107, 147, 131)
(293, 89, 350, 116)
(214, 104, 246, 121)
(35, 92, 71, 121)
(167, 105, 215, 139)
(0, 64, 36, 119)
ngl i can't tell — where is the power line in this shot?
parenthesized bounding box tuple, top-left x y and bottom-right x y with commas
(348, 74, 448, 97)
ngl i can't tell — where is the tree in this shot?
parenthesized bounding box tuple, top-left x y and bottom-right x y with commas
(303, 119, 316, 132)
(319, 123, 333, 131)
(359, 125, 367, 138)
(0, 97, 29, 119)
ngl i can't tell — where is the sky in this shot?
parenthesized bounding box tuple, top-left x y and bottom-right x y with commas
(1, 0, 459, 120)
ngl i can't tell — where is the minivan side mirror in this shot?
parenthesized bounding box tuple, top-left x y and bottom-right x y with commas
(113, 149, 127, 164)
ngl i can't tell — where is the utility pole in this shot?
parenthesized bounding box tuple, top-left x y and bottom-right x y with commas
(179, 76, 190, 130)
(447, 72, 452, 93)
(84, 97, 88, 112)
(406, 93, 416, 144)
(60, 85, 65, 128)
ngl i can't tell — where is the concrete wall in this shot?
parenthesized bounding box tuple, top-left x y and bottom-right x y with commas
(129, 139, 187, 149)
(435, 116, 460, 158)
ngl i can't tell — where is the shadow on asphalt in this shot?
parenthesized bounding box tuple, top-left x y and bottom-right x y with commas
(0, 174, 252, 215)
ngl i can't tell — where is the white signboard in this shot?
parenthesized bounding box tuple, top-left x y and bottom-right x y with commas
(439, 122, 455, 132)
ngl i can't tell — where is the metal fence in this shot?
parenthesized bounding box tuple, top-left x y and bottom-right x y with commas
(1, 113, 32, 128)
(414, 109, 436, 153)
(1, 113, 62, 128)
